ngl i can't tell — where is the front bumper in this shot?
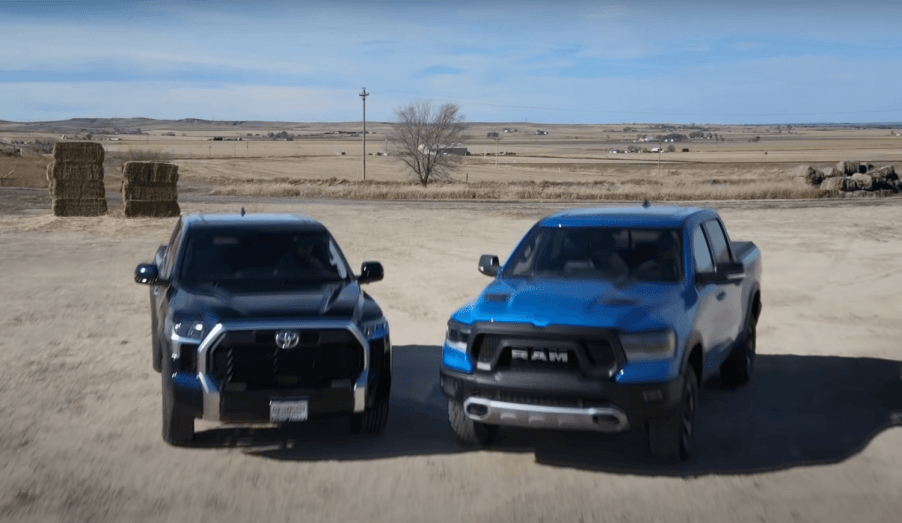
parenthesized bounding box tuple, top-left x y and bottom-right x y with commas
(440, 367, 683, 432)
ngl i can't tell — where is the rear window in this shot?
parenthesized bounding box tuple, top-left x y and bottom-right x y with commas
(178, 228, 350, 291)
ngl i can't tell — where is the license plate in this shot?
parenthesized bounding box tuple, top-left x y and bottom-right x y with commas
(269, 399, 308, 422)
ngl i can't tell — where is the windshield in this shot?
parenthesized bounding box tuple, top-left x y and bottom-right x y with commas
(178, 228, 351, 291)
(503, 226, 682, 282)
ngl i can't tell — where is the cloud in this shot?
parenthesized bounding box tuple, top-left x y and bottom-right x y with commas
(412, 66, 464, 79)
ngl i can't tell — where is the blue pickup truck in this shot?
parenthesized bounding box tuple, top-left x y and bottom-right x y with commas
(439, 205, 762, 461)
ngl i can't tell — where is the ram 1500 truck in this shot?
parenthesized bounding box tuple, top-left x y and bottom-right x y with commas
(135, 213, 391, 445)
(440, 206, 761, 461)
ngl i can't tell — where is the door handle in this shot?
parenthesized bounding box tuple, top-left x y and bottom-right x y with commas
(716, 292, 726, 300)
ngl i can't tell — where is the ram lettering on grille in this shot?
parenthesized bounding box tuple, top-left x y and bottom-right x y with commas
(510, 348, 569, 363)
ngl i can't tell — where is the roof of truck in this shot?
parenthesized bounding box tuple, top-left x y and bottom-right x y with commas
(181, 212, 325, 229)
(540, 205, 715, 228)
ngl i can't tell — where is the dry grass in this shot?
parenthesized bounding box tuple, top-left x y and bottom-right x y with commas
(0, 155, 52, 188)
(210, 177, 828, 201)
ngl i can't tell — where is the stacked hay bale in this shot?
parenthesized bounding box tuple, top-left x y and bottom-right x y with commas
(814, 160, 901, 194)
(47, 142, 107, 216)
(121, 161, 180, 217)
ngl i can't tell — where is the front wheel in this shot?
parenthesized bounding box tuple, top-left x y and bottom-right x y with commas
(448, 399, 498, 447)
(647, 365, 697, 461)
(350, 400, 389, 435)
(162, 363, 194, 445)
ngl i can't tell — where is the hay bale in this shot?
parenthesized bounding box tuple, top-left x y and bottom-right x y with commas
(870, 165, 897, 181)
(121, 182, 178, 201)
(836, 160, 860, 176)
(122, 162, 179, 184)
(51, 198, 107, 217)
(49, 179, 106, 200)
(820, 177, 845, 191)
(46, 161, 104, 182)
(124, 200, 180, 218)
(52, 142, 105, 164)
(850, 173, 874, 191)
(859, 162, 873, 174)
(793, 165, 824, 186)
(822, 166, 843, 178)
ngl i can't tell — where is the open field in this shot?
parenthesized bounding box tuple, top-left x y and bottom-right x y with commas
(2, 121, 901, 201)
(0, 190, 901, 522)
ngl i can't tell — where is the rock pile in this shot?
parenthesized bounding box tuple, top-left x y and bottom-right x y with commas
(794, 161, 900, 194)
(121, 161, 181, 217)
(47, 142, 108, 216)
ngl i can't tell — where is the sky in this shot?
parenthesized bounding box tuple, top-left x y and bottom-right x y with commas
(2, 0, 902, 125)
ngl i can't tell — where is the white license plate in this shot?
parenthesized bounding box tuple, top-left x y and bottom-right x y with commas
(269, 399, 308, 422)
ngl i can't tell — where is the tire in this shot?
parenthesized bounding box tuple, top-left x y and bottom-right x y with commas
(647, 365, 697, 461)
(162, 361, 194, 446)
(448, 399, 498, 447)
(720, 314, 756, 387)
(152, 339, 162, 373)
(350, 399, 389, 435)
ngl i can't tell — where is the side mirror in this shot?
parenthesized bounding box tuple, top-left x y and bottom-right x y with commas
(135, 263, 161, 285)
(478, 254, 500, 277)
(359, 261, 384, 284)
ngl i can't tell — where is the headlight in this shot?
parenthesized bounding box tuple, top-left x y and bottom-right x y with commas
(362, 318, 389, 339)
(167, 316, 205, 342)
(619, 329, 676, 362)
(444, 320, 471, 352)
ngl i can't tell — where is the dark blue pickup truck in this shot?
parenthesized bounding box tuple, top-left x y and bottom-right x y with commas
(135, 213, 392, 445)
(439, 206, 762, 461)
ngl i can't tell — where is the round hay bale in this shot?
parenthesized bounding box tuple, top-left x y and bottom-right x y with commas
(836, 160, 860, 176)
(123, 200, 180, 218)
(51, 198, 107, 217)
(859, 162, 874, 174)
(49, 179, 106, 200)
(122, 162, 179, 184)
(871, 165, 897, 181)
(822, 166, 843, 178)
(793, 165, 824, 186)
(47, 161, 104, 181)
(850, 173, 874, 191)
(820, 177, 845, 191)
(52, 142, 105, 164)
(122, 182, 178, 202)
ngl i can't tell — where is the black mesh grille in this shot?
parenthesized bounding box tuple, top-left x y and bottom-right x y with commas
(210, 329, 363, 390)
(475, 332, 616, 373)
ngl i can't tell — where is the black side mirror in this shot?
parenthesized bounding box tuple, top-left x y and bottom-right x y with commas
(478, 254, 500, 277)
(135, 263, 160, 285)
(359, 261, 384, 284)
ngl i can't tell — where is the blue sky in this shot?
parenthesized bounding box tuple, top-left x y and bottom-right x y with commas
(2, 0, 901, 124)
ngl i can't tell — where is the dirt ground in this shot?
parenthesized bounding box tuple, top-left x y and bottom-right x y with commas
(1, 189, 901, 523)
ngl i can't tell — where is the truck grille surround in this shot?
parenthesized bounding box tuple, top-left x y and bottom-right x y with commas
(209, 329, 364, 390)
(469, 325, 622, 376)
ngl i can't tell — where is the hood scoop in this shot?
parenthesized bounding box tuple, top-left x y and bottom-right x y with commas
(484, 293, 510, 303)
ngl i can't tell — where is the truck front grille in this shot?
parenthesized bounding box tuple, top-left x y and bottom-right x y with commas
(209, 329, 363, 390)
(472, 333, 616, 373)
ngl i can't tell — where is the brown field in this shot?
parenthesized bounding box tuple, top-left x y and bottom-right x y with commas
(3, 122, 900, 201)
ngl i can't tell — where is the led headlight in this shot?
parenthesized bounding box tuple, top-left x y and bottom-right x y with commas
(442, 320, 474, 374)
(619, 329, 676, 362)
(166, 316, 205, 342)
(444, 320, 471, 352)
(362, 318, 389, 339)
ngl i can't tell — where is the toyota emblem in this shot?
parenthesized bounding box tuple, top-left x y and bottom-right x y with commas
(274, 330, 301, 350)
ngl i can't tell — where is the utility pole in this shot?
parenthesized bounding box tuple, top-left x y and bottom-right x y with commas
(359, 88, 369, 181)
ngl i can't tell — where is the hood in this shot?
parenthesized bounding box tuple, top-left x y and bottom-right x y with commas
(462, 277, 684, 331)
(168, 280, 362, 326)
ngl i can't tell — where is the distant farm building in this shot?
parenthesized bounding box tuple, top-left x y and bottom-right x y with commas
(486, 132, 500, 139)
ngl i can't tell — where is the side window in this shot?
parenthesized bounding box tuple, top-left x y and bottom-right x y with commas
(692, 225, 714, 274)
(703, 220, 732, 266)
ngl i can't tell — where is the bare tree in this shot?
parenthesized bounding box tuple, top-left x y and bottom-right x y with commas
(388, 100, 468, 186)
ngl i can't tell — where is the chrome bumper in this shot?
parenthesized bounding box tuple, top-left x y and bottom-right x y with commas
(463, 396, 630, 432)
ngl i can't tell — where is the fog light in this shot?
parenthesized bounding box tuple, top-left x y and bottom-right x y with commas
(643, 389, 664, 403)
(466, 403, 488, 417)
